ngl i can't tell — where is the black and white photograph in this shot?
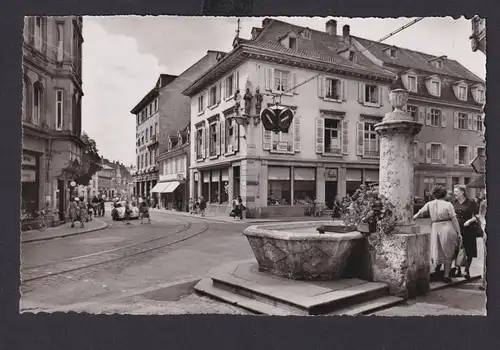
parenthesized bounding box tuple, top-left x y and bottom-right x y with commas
(20, 15, 487, 316)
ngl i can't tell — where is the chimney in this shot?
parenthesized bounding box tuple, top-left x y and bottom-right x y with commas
(262, 18, 272, 28)
(343, 24, 351, 42)
(326, 19, 337, 35)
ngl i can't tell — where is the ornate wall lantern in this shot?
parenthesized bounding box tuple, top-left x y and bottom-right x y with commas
(388, 74, 409, 111)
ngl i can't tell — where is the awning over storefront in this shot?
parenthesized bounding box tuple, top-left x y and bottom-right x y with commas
(163, 181, 180, 193)
(151, 182, 169, 193)
(467, 175, 485, 189)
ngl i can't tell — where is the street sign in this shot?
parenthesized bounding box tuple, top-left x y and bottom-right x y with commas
(470, 154, 486, 174)
(261, 106, 294, 134)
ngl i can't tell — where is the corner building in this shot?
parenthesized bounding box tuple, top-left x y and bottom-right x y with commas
(184, 19, 398, 218)
(22, 16, 84, 225)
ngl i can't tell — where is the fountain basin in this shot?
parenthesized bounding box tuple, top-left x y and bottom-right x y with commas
(243, 220, 364, 281)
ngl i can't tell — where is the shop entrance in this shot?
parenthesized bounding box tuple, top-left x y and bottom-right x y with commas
(325, 181, 338, 210)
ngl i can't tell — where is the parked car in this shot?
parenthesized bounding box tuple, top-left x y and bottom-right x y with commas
(111, 201, 140, 220)
(413, 197, 428, 216)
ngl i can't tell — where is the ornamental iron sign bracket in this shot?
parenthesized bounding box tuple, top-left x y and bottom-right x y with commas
(260, 104, 294, 134)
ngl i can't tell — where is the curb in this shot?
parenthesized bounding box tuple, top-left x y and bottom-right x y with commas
(21, 218, 109, 244)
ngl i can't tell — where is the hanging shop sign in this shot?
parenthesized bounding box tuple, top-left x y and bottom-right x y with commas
(261, 105, 294, 134)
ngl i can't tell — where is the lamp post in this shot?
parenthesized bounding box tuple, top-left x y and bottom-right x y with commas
(375, 74, 422, 230)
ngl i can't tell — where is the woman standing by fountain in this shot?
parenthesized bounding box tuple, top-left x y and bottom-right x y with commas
(413, 185, 462, 283)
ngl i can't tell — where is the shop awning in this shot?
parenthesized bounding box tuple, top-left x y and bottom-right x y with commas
(163, 181, 180, 193)
(151, 182, 169, 193)
(467, 175, 486, 189)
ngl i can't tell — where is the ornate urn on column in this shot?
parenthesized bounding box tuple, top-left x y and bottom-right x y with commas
(368, 73, 431, 299)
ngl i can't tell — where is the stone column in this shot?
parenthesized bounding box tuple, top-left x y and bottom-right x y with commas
(370, 75, 430, 299)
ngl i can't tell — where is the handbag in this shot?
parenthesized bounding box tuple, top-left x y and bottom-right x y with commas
(471, 222, 484, 238)
(455, 244, 467, 267)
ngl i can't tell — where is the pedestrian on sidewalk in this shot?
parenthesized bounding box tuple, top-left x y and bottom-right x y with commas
(450, 185, 479, 280)
(124, 200, 132, 225)
(230, 197, 240, 219)
(188, 198, 195, 214)
(139, 198, 151, 224)
(479, 190, 487, 291)
(413, 185, 462, 283)
(67, 197, 79, 228)
(238, 196, 246, 220)
(78, 196, 87, 227)
(199, 196, 206, 217)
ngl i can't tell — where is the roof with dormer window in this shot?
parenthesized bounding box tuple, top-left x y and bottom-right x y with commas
(353, 36, 483, 83)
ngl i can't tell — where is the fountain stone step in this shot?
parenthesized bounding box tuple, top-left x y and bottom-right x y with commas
(195, 261, 391, 316)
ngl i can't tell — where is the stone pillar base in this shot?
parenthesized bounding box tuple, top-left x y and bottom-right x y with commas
(368, 227, 430, 299)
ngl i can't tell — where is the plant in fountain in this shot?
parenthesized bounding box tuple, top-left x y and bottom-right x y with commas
(340, 183, 399, 234)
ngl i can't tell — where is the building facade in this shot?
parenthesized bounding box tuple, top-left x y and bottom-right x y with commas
(131, 52, 224, 199)
(470, 16, 486, 55)
(22, 16, 84, 224)
(153, 125, 190, 211)
(353, 36, 485, 198)
(184, 19, 396, 218)
(97, 164, 116, 199)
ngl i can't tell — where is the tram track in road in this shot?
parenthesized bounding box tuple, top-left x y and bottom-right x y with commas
(22, 219, 210, 283)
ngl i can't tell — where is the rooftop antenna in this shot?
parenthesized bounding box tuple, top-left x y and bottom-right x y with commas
(235, 18, 241, 38)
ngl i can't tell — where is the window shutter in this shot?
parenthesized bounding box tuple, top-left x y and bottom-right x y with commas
(425, 143, 432, 164)
(441, 111, 447, 128)
(315, 117, 325, 154)
(216, 122, 221, 156)
(342, 120, 349, 155)
(317, 76, 324, 98)
(220, 119, 226, 154)
(217, 82, 222, 103)
(441, 144, 447, 165)
(341, 80, 347, 101)
(222, 78, 227, 99)
(358, 82, 365, 103)
(200, 129, 205, 159)
(467, 114, 473, 130)
(263, 129, 272, 151)
(357, 121, 364, 156)
(194, 133, 198, 159)
(264, 68, 272, 91)
(474, 146, 478, 158)
(234, 124, 240, 151)
(418, 142, 425, 163)
(453, 112, 458, 129)
(292, 72, 298, 94)
(205, 125, 209, 158)
(293, 116, 301, 152)
(418, 109, 425, 125)
(468, 146, 473, 164)
(378, 86, 384, 106)
(453, 145, 459, 165)
(425, 108, 431, 126)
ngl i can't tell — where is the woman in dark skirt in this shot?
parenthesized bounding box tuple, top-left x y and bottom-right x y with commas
(451, 185, 479, 279)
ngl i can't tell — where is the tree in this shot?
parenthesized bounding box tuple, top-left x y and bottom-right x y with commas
(73, 132, 102, 186)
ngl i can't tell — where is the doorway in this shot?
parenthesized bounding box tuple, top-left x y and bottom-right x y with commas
(325, 181, 338, 210)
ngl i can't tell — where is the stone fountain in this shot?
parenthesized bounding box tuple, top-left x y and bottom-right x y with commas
(194, 77, 430, 315)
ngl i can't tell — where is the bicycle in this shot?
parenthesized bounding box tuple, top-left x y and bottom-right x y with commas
(21, 209, 47, 231)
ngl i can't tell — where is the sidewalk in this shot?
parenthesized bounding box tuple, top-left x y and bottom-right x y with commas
(149, 208, 331, 224)
(21, 218, 109, 244)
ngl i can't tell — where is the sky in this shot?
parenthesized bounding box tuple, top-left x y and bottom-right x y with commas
(81, 16, 486, 166)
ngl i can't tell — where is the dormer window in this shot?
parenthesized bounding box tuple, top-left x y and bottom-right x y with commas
(435, 60, 443, 69)
(289, 37, 297, 50)
(389, 48, 397, 59)
(458, 85, 467, 101)
(349, 51, 356, 62)
(301, 29, 311, 40)
(475, 88, 485, 103)
(430, 80, 441, 97)
(406, 75, 418, 93)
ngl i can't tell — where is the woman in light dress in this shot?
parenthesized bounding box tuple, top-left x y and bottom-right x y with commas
(413, 185, 462, 283)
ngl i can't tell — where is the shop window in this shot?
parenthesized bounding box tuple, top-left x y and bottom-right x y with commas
(293, 168, 316, 205)
(324, 118, 341, 155)
(267, 166, 291, 206)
